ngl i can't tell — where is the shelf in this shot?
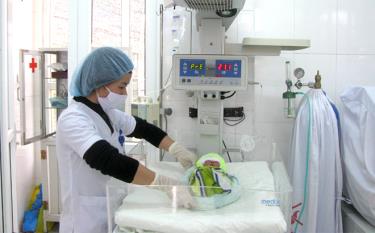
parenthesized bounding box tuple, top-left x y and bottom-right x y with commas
(51, 71, 68, 79)
(225, 37, 310, 56)
(242, 37, 310, 50)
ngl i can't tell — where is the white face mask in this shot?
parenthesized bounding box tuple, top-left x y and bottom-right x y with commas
(97, 86, 127, 111)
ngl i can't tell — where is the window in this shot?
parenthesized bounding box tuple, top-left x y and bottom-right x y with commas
(92, 0, 146, 111)
(47, 0, 69, 48)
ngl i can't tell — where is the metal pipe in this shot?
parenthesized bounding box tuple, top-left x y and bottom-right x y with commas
(159, 4, 164, 161)
(187, 8, 193, 54)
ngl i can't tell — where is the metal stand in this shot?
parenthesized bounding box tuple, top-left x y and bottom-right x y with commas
(197, 91, 223, 155)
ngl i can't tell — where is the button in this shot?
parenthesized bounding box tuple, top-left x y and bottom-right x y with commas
(203, 94, 207, 98)
(182, 79, 186, 83)
(212, 94, 216, 98)
(187, 79, 191, 83)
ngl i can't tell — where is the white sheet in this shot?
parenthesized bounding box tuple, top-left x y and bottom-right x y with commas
(289, 89, 343, 233)
(340, 86, 375, 226)
(114, 162, 287, 233)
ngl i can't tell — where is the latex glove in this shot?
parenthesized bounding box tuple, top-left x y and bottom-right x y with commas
(169, 142, 198, 169)
(150, 174, 196, 209)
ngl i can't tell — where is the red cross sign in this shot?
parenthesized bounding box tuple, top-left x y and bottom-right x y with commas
(29, 58, 38, 73)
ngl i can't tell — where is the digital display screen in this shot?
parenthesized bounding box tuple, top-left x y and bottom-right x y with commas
(180, 59, 206, 77)
(217, 63, 233, 71)
(215, 60, 241, 78)
(190, 63, 204, 70)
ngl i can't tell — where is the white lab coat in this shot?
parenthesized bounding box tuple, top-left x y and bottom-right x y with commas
(289, 89, 343, 233)
(340, 86, 375, 225)
(56, 99, 136, 233)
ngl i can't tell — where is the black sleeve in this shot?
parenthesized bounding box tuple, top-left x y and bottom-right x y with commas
(83, 140, 139, 183)
(127, 116, 167, 147)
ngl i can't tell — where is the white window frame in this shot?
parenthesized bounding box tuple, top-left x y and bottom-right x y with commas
(1, 0, 17, 232)
(68, 0, 92, 95)
(145, 0, 161, 101)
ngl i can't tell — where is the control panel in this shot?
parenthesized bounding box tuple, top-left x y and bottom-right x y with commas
(173, 54, 248, 91)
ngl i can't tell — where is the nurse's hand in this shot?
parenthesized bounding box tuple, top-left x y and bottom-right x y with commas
(150, 174, 196, 209)
(169, 142, 198, 169)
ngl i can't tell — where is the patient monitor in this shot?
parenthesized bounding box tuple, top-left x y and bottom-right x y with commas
(173, 54, 248, 91)
(173, 54, 248, 156)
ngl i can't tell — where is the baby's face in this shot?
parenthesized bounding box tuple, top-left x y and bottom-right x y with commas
(203, 160, 220, 168)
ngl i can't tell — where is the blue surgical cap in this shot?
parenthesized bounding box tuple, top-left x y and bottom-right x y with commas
(69, 47, 134, 96)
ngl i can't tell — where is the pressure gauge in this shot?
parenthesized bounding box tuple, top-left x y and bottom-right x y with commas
(294, 68, 305, 79)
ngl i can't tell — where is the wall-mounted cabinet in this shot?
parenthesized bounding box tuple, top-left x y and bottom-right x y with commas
(19, 49, 68, 145)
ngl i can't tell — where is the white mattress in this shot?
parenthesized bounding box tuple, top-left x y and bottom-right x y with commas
(114, 161, 287, 233)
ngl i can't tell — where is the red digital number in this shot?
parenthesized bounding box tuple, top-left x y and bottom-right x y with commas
(218, 63, 233, 71)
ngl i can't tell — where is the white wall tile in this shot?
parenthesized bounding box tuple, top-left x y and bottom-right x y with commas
(336, 55, 375, 98)
(338, 0, 375, 54)
(161, 0, 375, 165)
(225, 18, 238, 43)
(251, 55, 304, 124)
(235, 110, 254, 134)
(223, 132, 236, 147)
(226, 10, 255, 44)
(243, 0, 256, 11)
(293, 54, 337, 101)
(237, 10, 255, 42)
(254, 56, 291, 86)
(254, 122, 294, 158)
(235, 87, 255, 111)
(294, 0, 337, 54)
(254, 85, 290, 123)
(252, 0, 294, 38)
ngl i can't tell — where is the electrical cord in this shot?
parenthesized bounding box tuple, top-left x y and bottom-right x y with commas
(159, 66, 173, 161)
(221, 91, 236, 100)
(222, 140, 232, 162)
(224, 113, 246, 126)
(163, 67, 173, 88)
(160, 114, 168, 161)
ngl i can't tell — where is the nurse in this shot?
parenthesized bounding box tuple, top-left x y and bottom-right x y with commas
(56, 47, 197, 233)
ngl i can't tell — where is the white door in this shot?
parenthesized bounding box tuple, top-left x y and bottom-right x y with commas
(1, 0, 17, 232)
